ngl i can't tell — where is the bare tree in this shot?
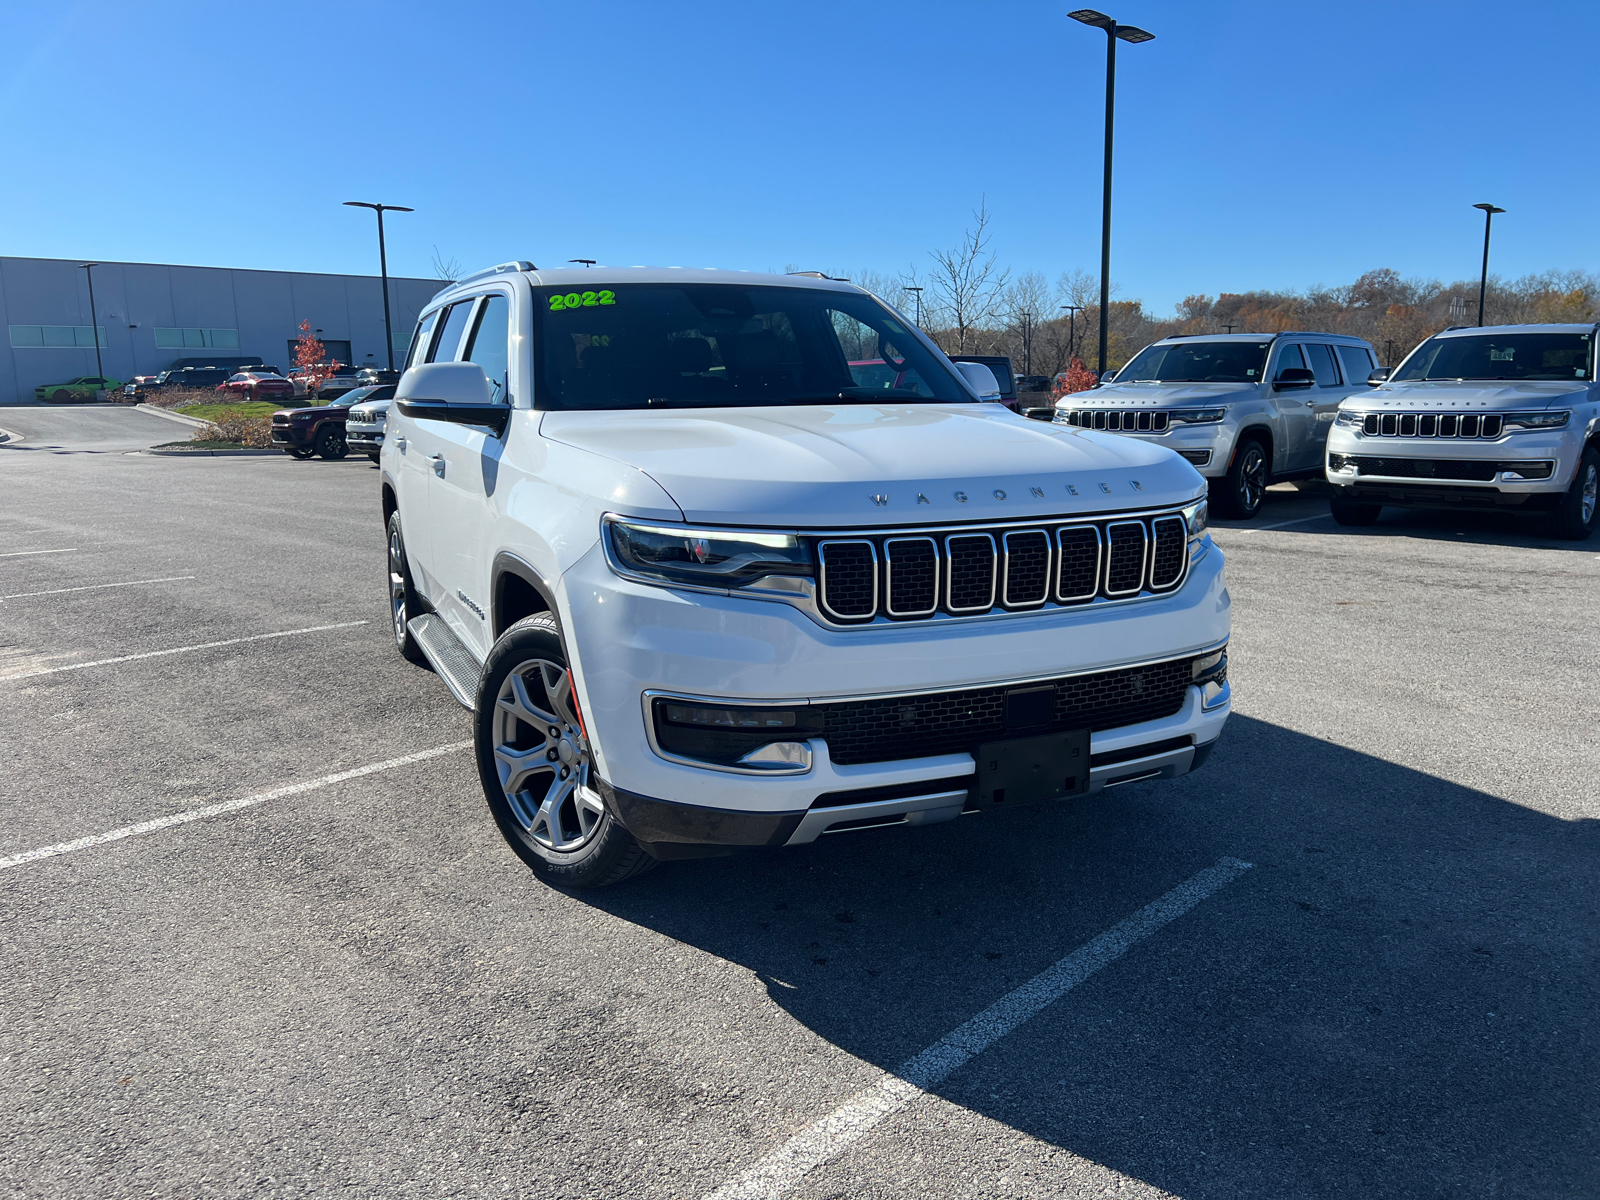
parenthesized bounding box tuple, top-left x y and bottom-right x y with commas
(927, 200, 1010, 353)
(431, 246, 463, 282)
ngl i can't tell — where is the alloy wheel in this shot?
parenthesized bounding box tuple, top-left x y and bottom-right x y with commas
(1583, 463, 1597, 526)
(388, 527, 409, 649)
(492, 659, 604, 853)
(1237, 445, 1266, 514)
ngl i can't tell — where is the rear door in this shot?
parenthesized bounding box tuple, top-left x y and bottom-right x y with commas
(418, 292, 513, 658)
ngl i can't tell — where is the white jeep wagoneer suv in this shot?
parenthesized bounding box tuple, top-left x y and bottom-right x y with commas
(1055, 332, 1382, 520)
(381, 265, 1231, 888)
(1325, 323, 1600, 538)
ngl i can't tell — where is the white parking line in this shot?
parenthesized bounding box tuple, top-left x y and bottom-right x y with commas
(0, 547, 78, 558)
(1, 575, 194, 601)
(0, 620, 370, 681)
(1224, 513, 1334, 535)
(0, 742, 472, 872)
(706, 856, 1254, 1200)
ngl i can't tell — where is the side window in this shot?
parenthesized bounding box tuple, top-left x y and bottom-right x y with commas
(428, 301, 475, 364)
(1274, 344, 1306, 378)
(1307, 344, 1341, 387)
(406, 309, 440, 370)
(464, 294, 510, 404)
(1337, 345, 1374, 384)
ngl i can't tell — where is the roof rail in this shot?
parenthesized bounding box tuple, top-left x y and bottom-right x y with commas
(451, 260, 537, 287)
(786, 270, 852, 281)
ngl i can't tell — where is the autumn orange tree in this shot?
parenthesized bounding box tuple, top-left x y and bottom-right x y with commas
(291, 320, 340, 387)
(1052, 356, 1099, 398)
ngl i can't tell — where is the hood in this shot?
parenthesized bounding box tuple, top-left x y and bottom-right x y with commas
(1357, 380, 1587, 410)
(539, 404, 1203, 527)
(1061, 382, 1258, 408)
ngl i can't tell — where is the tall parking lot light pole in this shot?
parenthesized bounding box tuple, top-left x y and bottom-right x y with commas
(1021, 311, 1033, 374)
(344, 201, 413, 371)
(79, 263, 104, 382)
(1069, 9, 1153, 377)
(1061, 304, 1082, 361)
(1472, 203, 1505, 327)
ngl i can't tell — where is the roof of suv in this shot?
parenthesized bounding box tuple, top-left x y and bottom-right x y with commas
(1155, 331, 1373, 346)
(1433, 322, 1598, 338)
(429, 265, 863, 310)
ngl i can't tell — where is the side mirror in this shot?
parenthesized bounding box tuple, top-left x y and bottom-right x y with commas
(954, 361, 1002, 401)
(395, 362, 509, 436)
(1022, 406, 1057, 422)
(1100, 370, 1118, 384)
(1273, 367, 1315, 390)
(1366, 367, 1391, 386)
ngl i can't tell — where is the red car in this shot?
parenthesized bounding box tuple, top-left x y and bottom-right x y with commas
(216, 370, 296, 401)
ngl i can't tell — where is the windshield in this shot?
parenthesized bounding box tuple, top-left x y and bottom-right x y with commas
(533, 283, 967, 409)
(1118, 340, 1272, 384)
(1391, 332, 1593, 382)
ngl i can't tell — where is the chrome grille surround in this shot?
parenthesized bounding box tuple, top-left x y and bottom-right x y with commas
(1358, 411, 1505, 439)
(811, 504, 1194, 627)
(817, 540, 877, 621)
(1060, 409, 1172, 433)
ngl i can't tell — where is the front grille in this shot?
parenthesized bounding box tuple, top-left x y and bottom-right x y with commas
(1359, 412, 1504, 439)
(1329, 454, 1547, 483)
(818, 654, 1204, 765)
(271, 413, 291, 426)
(1060, 409, 1171, 433)
(814, 508, 1192, 625)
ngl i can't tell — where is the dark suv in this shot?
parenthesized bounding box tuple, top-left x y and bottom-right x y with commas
(270, 401, 355, 460)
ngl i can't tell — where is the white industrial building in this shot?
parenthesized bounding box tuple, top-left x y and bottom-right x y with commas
(0, 255, 447, 403)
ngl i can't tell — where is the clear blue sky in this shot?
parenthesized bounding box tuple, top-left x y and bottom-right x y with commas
(3, 0, 1593, 314)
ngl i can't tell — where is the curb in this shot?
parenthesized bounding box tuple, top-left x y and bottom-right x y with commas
(0, 425, 18, 446)
(143, 448, 282, 458)
(135, 404, 211, 429)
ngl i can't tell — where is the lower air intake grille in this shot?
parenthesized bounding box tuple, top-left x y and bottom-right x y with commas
(818, 654, 1201, 765)
(1331, 455, 1501, 482)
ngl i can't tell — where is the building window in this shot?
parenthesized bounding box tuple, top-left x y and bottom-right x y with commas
(154, 327, 240, 349)
(9, 325, 107, 348)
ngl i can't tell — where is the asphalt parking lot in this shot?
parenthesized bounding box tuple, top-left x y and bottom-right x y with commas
(1, 406, 1596, 1200)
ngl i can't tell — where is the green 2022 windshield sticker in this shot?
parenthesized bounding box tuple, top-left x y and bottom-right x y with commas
(549, 290, 615, 311)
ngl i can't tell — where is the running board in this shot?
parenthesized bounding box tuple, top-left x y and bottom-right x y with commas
(407, 613, 482, 710)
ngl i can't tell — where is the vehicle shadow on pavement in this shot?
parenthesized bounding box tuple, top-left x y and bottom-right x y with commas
(586, 714, 1599, 1197)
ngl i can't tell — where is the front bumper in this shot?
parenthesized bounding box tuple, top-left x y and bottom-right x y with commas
(346, 422, 384, 450)
(1325, 423, 1580, 507)
(270, 424, 314, 447)
(555, 535, 1232, 843)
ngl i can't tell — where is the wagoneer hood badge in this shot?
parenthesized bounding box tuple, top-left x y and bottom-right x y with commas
(541, 404, 1203, 526)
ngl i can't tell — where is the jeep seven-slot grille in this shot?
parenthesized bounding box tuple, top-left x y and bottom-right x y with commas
(815, 509, 1190, 624)
(1060, 409, 1171, 433)
(819, 654, 1205, 765)
(1359, 412, 1505, 439)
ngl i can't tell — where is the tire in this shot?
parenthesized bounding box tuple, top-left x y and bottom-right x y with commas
(1330, 498, 1382, 526)
(314, 425, 348, 460)
(52, 389, 70, 403)
(286, 446, 315, 460)
(368, 452, 380, 463)
(474, 612, 657, 890)
(1211, 436, 1269, 519)
(385, 512, 428, 665)
(1548, 447, 1599, 541)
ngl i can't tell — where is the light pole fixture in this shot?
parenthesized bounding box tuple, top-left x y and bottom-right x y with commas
(904, 285, 924, 327)
(1069, 8, 1153, 376)
(1472, 202, 1505, 327)
(568, 258, 596, 268)
(1020, 310, 1034, 374)
(1060, 304, 1083, 361)
(344, 201, 414, 371)
(78, 263, 105, 382)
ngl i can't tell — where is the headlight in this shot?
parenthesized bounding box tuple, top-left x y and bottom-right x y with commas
(1181, 496, 1208, 544)
(604, 518, 814, 590)
(1501, 410, 1570, 430)
(1168, 408, 1227, 425)
(1334, 409, 1365, 427)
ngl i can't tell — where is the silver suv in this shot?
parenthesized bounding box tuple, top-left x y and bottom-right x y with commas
(1055, 332, 1382, 518)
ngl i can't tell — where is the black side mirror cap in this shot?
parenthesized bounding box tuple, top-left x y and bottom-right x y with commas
(1366, 367, 1391, 386)
(1273, 367, 1316, 390)
(1022, 406, 1057, 421)
(396, 397, 510, 437)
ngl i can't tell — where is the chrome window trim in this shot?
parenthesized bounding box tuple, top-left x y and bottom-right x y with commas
(883, 536, 940, 618)
(1053, 524, 1103, 603)
(818, 539, 878, 621)
(1000, 529, 1052, 608)
(944, 532, 998, 613)
(1103, 520, 1149, 598)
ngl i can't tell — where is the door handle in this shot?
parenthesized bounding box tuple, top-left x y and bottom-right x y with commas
(394, 436, 407, 452)
(430, 454, 446, 478)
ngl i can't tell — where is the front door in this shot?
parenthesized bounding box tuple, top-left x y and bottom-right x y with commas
(401, 298, 478, 603)
(424, 291, 513, 661)
(1304, 343, 1355, 469)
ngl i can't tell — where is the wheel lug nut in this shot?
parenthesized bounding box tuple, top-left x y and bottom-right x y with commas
(559, 767, 569, 779)
(549, 726, 560, 738)
(547, 749, 559, 761)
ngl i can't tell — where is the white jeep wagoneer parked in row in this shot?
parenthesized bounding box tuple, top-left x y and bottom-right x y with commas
(381, 265, 1231, 888)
